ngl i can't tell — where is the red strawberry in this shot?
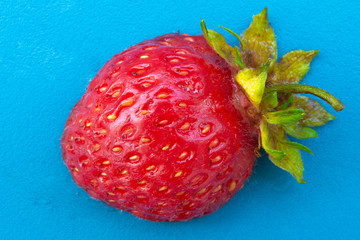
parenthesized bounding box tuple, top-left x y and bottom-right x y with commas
(61, 8, 344, 222)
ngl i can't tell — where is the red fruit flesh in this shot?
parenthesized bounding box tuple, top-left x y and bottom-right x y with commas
(61, 33, 258, 221)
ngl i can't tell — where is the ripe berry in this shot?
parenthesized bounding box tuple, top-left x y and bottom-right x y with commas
(61, 8, 344, 222)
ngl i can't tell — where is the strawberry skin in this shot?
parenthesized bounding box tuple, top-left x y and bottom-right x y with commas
(61, 33, 258, 221)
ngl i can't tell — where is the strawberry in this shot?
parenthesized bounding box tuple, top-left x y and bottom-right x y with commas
(61, 8, 344, 222)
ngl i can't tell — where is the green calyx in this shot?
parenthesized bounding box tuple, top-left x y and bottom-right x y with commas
(201, 8, 345, 183)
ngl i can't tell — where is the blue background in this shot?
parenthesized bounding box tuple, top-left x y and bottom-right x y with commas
(1, 0, 359, 239)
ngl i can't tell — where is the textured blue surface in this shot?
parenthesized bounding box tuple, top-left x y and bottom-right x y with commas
(1, 0, 359, 239)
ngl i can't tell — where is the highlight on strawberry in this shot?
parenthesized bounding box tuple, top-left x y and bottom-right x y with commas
(61, 8, 344, 222)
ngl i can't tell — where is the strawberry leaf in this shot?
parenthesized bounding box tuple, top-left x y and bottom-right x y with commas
(291, 94, 336, 127)
(235, 63, 269, 108)
(269, 143, 306, 183)
(278, 94, 293, 110)
(283, 124, 318, 139)
(261, 91, 278, 111)
(260, 121, 286, 160)
(276, 138, 313, 154)
(234, 46, 245, 69)
(265, 109, 305, 125)
(201, 9, 344, 184)
(220, 25, 243, 44)
(201, 20, 239, 69)
(241, 8, 277, 68)
(268, 50, 319, 84)
(260, 121, 306, 183)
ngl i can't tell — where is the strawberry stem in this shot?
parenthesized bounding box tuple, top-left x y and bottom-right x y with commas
(264, 84, 345, 111)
